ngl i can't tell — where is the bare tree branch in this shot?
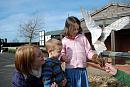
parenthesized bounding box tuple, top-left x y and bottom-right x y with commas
(19, 16, 44, 44)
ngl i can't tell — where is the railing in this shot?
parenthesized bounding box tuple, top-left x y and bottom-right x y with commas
(101, 51, 130, 65)
(101, 51, 130, 58)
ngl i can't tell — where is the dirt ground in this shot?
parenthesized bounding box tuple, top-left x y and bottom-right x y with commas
(87, 66, 129, 87)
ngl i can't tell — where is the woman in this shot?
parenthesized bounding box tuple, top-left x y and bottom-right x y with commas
(12, 44, 57, 87)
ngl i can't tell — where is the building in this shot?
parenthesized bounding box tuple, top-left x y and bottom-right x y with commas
(45, 30, 64, 41)
(81, 3, 130, 64)
(81, 3, 130, 52)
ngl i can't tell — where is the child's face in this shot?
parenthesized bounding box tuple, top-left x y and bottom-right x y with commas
(71, 23, 79, 37)
(50, 46, 62, 59)
(72, 28, 79, 37)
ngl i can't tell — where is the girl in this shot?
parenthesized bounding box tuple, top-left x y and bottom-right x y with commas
(61, 16, 104, 87)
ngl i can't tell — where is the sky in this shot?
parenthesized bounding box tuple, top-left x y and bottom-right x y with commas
(0, 0, 129, 42)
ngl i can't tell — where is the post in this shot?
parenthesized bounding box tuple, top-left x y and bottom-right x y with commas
(111, 30, 116, 65)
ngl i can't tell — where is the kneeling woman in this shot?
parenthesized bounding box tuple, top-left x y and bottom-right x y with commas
(12, 45, 57, 87)
(12, 45, 44, 87)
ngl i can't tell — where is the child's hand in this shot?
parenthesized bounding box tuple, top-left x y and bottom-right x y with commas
(97, 56, 105, 67)
(92, 54, 105, 67)
(61, 55, 70, 63)
(51, 82, 58, 87)
(62, 78, 67, 87)
(105, 63, 117, 75)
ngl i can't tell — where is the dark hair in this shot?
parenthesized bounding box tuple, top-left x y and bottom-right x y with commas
(64, 16, 82, 37)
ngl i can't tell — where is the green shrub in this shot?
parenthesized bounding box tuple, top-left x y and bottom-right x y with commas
(8, 49, 16, 54)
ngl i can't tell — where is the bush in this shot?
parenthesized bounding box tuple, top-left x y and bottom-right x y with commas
(8, 49, 16, 54)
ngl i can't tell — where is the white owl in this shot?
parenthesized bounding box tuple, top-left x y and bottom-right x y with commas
(81, 7, 130, 55)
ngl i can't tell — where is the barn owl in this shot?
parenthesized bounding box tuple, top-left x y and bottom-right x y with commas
(81, 7, 130, 55)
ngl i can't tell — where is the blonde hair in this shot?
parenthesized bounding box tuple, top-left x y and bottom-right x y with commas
(64, 16, 82, 37)
(45, 38, 62, 51)
(15, 44, 39, 75)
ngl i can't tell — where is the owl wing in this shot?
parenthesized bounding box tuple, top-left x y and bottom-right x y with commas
(80, 7, 102, 44)
(101, 16, 130, 41)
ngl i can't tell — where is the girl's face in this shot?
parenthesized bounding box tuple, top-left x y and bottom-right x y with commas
(33, 48, 44, 69)
(72, 28, 79, 37)
(70, 23, 79, 37)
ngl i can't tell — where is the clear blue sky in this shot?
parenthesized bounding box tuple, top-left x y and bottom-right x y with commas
(0, 0, 128, 42)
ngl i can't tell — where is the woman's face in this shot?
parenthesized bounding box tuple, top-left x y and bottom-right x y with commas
(33, 48, 44, 69)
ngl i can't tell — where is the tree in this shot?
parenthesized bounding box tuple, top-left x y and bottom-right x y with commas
(19, 16, 44, 44)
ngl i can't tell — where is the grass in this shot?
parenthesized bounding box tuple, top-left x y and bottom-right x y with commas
(8, 49, 16, 54)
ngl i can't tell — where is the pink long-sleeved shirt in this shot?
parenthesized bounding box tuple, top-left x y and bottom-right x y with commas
(62, 34, 95, 68)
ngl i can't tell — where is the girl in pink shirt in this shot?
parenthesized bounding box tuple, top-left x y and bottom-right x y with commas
(61, 16, 104, 87)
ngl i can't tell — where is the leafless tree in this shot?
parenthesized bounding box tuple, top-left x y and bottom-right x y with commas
(19, 16, 44, 44)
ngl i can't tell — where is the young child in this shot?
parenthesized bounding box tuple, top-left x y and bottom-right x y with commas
(61, 16, 105, 87)
(42, 38, 69, 87)
(105, 63, 130, 87)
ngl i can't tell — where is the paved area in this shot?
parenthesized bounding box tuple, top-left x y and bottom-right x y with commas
(0, 53, 14, 87)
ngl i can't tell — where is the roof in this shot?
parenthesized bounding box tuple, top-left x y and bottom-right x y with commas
(81, 3, 130, 22)
(45, 30, 64, 36)
(80, 3, 130, 32)
(91, 3, 130, 17)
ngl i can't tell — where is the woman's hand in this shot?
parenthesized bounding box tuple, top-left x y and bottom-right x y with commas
(105, 63, 117, 75)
